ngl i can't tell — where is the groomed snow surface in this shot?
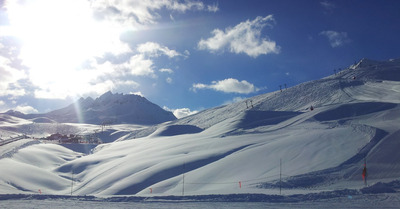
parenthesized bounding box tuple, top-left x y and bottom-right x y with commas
(1, 58, 400, 208)
(1, 192, 400, 208)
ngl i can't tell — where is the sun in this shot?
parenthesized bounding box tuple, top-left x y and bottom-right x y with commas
(5, 0, 127, 99)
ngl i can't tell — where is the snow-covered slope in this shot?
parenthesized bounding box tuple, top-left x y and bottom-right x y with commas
(0, 58, 399, 198)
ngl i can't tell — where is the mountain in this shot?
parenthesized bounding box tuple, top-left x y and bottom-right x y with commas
(0, 58, 399, 198)
(49, 91, 177, 125)
(4, 92, 177, 125)
(139, 57, 400, 135)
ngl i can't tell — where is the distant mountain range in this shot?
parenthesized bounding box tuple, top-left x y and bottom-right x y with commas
(4, 91, 177, 125)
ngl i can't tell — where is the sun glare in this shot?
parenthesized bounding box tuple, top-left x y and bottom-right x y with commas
(5, 0, 127, 98)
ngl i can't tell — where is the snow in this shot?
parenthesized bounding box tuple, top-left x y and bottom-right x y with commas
(2, 91, 176, 125)
(1, 193, 400, 208)
(0, 58, 400, 206)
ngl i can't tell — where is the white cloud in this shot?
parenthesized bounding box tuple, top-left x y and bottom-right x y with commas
(91, 0, 219, 27)
(129, 91, 144, 97)
(18, 41, 156, 100)
(160, 68, 174, 74)
(2, 89, 26, 97)
(0, 101, 7, 114)
(184, 50, 190, 57)
(166, 77, 173, 84)
(192, 78, 258, 94)
(320, 30, 351, 48)
(33, 90, 63, 100)
(14, 104, 39, 114)
(95, 54, 155, 78)
(28, 59, 118, 99)
(168, 0, 204, 12)
(34, 79, 117, 99)
(116, 80, 140, 88)
(137, 42, 183, 58)
(198, 15, 280, 58)
(320, 1, 336, 12)
(164, 106, 198, 119)
(207, 3, 219, 13)
(124, 54, 156, 77)
(0, 55, 27, 97)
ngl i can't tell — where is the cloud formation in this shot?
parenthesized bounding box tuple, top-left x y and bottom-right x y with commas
(0, 55, 27, 97)
(137, 42, 184, 58)
(320, 0, 336, 13)
(1, 0, 198, 100)
(91, 0, 219, 27)
(320, 30, 351, 48)
(31, 40, 186, 99)
(97, 42, 186, 79)
(164, 106, 199, 119)
(198, 15, 280, 58)
(122, 54, 156, 77)
(192, 78, 258, 94)
(160, 68, 174, 74)
(14, 104, 39, 114)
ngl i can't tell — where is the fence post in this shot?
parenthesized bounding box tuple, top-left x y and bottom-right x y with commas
(280, 158, 282, 195)
(70, 169, 74, 196)
(182, 162, 185, 196)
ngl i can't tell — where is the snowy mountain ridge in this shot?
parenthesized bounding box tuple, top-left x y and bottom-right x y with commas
(3, 91, 177, 125)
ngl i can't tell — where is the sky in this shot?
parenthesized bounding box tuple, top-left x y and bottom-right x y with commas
(0, 0, 400, 118)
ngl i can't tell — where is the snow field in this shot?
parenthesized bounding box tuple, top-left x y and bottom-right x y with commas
(0, 58, 399, 202)
(10, 118, 370, 196)
(0, 143, 82, 194)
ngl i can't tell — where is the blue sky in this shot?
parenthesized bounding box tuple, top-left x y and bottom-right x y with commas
(1, 0, 400, 118)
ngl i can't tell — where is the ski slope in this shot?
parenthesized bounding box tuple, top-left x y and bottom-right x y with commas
(0, 58, 400, 202)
